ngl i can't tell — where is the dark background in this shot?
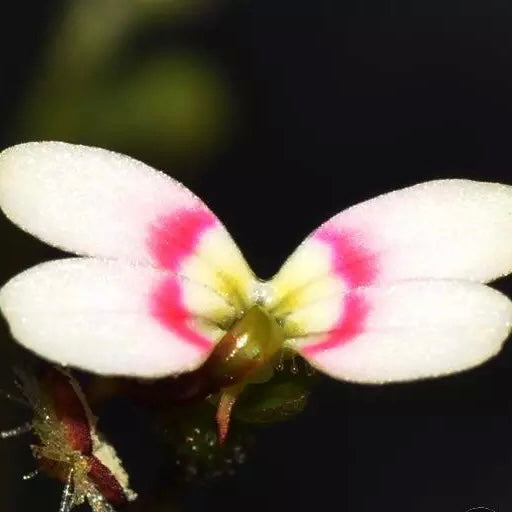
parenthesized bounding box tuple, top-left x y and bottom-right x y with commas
(1, 1, 512, 511)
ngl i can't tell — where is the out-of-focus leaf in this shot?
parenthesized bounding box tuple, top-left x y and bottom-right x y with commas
(21, 53, 234, 170)
(92, 54, 234, 163)
(17, 0, 233, 174)
(131, 0, 214, 22)
(234, 370, 314, 424)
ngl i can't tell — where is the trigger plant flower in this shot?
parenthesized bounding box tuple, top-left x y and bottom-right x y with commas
(1, 366, 136, 512)
(1, 142, 512, 441)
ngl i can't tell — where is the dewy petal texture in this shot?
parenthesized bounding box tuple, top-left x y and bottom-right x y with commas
(272, 180, 512, 307)
(346, 180, 512, 283)
(2, 141, 512, 383)
(0, 142, 254, 304)
(271, 179, 512, 380)
(0, 259, 233, 377)
(297, 280, 512, 383)
(0, 142, 200, 262)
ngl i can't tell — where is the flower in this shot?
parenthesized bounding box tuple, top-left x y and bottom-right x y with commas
(2, 366, 136, 512)
(1, 141, 512, 440)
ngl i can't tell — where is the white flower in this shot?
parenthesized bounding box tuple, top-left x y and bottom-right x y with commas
(0, 141, 512, 384)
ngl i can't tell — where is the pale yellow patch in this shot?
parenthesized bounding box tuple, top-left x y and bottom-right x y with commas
(269, 240, 332, 312)
(283, 297, 344, 337)
(181, 278, 237, 326)
(189, 318, 227, 342)
(272, 275, 346, 317)
(197, 228, 255, 305)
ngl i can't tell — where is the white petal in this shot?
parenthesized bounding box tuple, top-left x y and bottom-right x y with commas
(0, 142, 254, 306)
(0, 259, 236, 377)
(271, 180, 512, 311)
(295, 280, 512, 383)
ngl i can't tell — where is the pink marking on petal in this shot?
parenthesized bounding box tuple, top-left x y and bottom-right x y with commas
(302, 292, 369, 355)
(150, 276, 213, 351)
(303, 228, 378, 353)
(148, 208, 218, 271)
(315, 227, 379, 287)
